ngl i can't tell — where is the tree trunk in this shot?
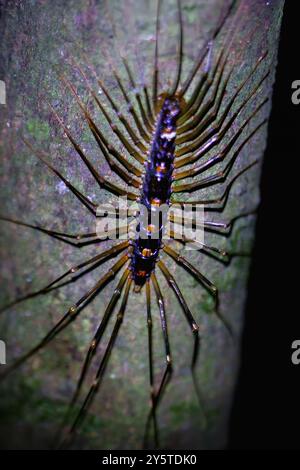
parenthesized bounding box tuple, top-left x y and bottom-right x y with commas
(0, 0, 284, 450)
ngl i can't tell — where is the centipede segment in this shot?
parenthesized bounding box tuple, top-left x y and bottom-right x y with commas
(0, 0, 270, 449)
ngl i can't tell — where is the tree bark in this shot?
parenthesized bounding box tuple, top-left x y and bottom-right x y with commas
(0, 0, 284, 450)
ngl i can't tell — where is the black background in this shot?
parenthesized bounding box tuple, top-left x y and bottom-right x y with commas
(228, 0, 300, 450)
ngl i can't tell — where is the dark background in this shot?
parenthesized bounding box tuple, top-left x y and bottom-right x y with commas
(228, 0, 300, 450)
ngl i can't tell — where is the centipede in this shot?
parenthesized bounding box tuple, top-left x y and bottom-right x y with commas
(0, 0, 276, 450)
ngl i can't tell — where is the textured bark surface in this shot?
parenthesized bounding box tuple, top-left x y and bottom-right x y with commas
(0, 0, 284, 450)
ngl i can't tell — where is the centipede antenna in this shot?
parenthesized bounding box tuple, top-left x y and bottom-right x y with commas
(170, 0, 183, 96)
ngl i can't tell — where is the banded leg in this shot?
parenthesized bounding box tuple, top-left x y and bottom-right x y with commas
(59, 268, 130, 447)
(0, 256, 129, 381)
(163, 245, 232, 335)
(0, 240, 129, 314)
(190, 332, 207, 426)
(177, 51, 231, 137)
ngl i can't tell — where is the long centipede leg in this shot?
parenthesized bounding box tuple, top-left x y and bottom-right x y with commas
(59, 268, 130, 448)
(169, 209, 257, 237)
(178, 52, 268, 148)
(101, 1, 154, 134)
(59, 60, 144, 175)
(178, 0, 237, 97)
(157, 260, 199, 332)
(158, 258, 207, 423)
(0, 241, 129, 314)
(22, 138, 97, 216)
(121, 57, 154, 130)
(178, 0, 251, 127)
(0, 215, 130, 249)
(170, 0, 183, 96)
(72, 54, 150, 147)
(61, 73, 147, 163)
(168, 227, 247, 267)
(144, 272, 172, 449)
(47, 102, 139, 200)
(61, 275, 132, 449)
(112, 69, 151, 144)
(178, 17, 262, 135)
(178, 52, 230, 137)
(174, 114, 267, 181)
(171, 160, 258, 209)
(145, 280, 158, 448)
(190, 332, 207, 426)
(59, 75, 146, 168)
(0, 215, 98, 247)
(173, 108, 266, 194)
(163, 245, 232, 335)
(176, 69, 269, 165)
(152, 0, 162, 110)
(167, 228, 228, 259)
(0, 256, 129, 383)
(176, 61, 269, 161)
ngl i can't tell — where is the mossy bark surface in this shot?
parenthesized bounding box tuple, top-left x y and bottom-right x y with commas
(0, 0, 284, 450)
